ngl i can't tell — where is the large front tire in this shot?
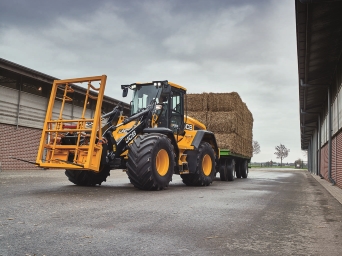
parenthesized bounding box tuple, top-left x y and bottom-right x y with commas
(181, 142, 216, 186)
(65, 165, 111, 186)
(126, 133, 175, 190)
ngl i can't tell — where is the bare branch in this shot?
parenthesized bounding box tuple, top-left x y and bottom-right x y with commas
(253, 140, 261, 155)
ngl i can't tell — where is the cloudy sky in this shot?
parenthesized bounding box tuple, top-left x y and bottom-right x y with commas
(0, 0, 302, 163)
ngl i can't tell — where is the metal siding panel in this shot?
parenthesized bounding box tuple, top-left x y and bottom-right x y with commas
(0, 85, 19, 125)
(333, 100, 338, 134)
(312, 129, 318, 174)
(18, 91, 47, 129)
(50, 103, 92, 124)
(73, 105, 92, 119)
(51, 102, 74, 120)
(321, 144, 328, 180)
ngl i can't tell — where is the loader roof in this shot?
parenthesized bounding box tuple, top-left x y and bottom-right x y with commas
(169, 82, 187, 92)
(135, 81, 187, 92)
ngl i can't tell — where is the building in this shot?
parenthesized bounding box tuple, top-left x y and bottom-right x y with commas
(0, 58, 130, 171)
(296, 0, 342, 188)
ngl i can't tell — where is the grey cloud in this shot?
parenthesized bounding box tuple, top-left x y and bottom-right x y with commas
(0, 0, 302, 162)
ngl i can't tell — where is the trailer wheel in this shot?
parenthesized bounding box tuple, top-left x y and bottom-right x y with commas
(219, 159, 228, 181)
(240, 160, 248, 178)
(235, 160, 241, 178)
(65, 165, 111, 186)
(126, 133, 175, 190)
(181, 142, 216, 186)
(227, 159, 235, 181)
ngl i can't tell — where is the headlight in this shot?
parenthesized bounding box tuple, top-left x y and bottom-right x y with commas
(153, 82, 162, 87)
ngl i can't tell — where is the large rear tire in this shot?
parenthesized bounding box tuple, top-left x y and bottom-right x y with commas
(126, 133, 175, 190)
(65, 165, 110, 186)
(181, 142, 216, 186)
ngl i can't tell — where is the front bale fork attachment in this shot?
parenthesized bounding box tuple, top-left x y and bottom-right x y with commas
(36, 75, 107, 172)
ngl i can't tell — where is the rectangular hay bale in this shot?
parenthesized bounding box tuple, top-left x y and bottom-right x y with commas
(207, 92, 243, 112)
(185, 111, 207, 128)
(185, 93, 208, 112)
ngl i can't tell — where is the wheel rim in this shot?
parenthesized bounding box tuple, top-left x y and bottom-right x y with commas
(156, 149, 169, 176)
(202, 154, 212, 176)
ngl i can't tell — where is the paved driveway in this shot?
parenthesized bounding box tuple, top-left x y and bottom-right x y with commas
(1, 168, 342, 255)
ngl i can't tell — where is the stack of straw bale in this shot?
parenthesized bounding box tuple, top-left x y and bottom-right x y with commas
(185, 92, 253, 158)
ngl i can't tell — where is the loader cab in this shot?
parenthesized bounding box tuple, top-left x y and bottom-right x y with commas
(168, 85, 186, 134)
(122, 81, 186, 134)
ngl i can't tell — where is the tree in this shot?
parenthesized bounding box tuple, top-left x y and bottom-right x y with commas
(253, 140, 261, 155)
(274, 144, 290, 167)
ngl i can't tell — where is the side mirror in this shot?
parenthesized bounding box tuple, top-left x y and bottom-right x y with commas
(122, 87, 128, 97)
(160, 83, 171, 98)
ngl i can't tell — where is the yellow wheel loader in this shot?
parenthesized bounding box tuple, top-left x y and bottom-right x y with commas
(36, 75, 219, 190)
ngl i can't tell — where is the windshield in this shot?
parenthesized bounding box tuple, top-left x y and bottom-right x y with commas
(130, 84, 161, 115)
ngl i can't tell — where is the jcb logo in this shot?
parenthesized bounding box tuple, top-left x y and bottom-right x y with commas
(118, 129, 130, 134)
(184, 124, 193, 130)
(125, 131, 136, 143)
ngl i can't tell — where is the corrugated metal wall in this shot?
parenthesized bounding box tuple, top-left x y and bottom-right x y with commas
(312, 58, 342, 189)
(320, 143, 328, 181)
(312, 129, 318, 175)
(0, 85, 94, 171)
(0, 85, 93, 130)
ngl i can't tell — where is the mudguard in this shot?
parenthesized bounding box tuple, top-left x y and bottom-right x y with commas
(143, 128, 180, 159)
(191, 130, 219, 156)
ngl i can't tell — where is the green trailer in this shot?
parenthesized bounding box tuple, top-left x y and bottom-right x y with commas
(217, 148, 250, 181)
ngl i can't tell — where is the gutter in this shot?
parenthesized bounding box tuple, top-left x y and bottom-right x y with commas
(299, 0, 342, 3)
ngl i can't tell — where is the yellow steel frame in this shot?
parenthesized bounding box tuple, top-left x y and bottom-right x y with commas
(36, 75, 107, 172)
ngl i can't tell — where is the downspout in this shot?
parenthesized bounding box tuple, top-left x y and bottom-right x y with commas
(328, 86, 336, 185)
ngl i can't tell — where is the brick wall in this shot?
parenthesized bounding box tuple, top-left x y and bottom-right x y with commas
(0, 123, 41, 171)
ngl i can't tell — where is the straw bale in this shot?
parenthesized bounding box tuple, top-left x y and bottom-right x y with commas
(207, 111, 253, 141)
(214, 132, 253, 158)
(185, 111, 207, 127)
(184, 92, 253, 158)
(207, 111, 239, 134)
(215, 133, 242, 155)
(185, 93, 208, 112)
(207, 92, 244, 112)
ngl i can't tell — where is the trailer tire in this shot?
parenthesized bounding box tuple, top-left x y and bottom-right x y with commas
(181, 142, 216, 186)
(235, 160, 241, 179)
(65, 165, 111, 186)
(227, 159, 235, 181)
(219, 159, 228, 181)
(240, 160, 248, 178)
(126, 133, 175, 190)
